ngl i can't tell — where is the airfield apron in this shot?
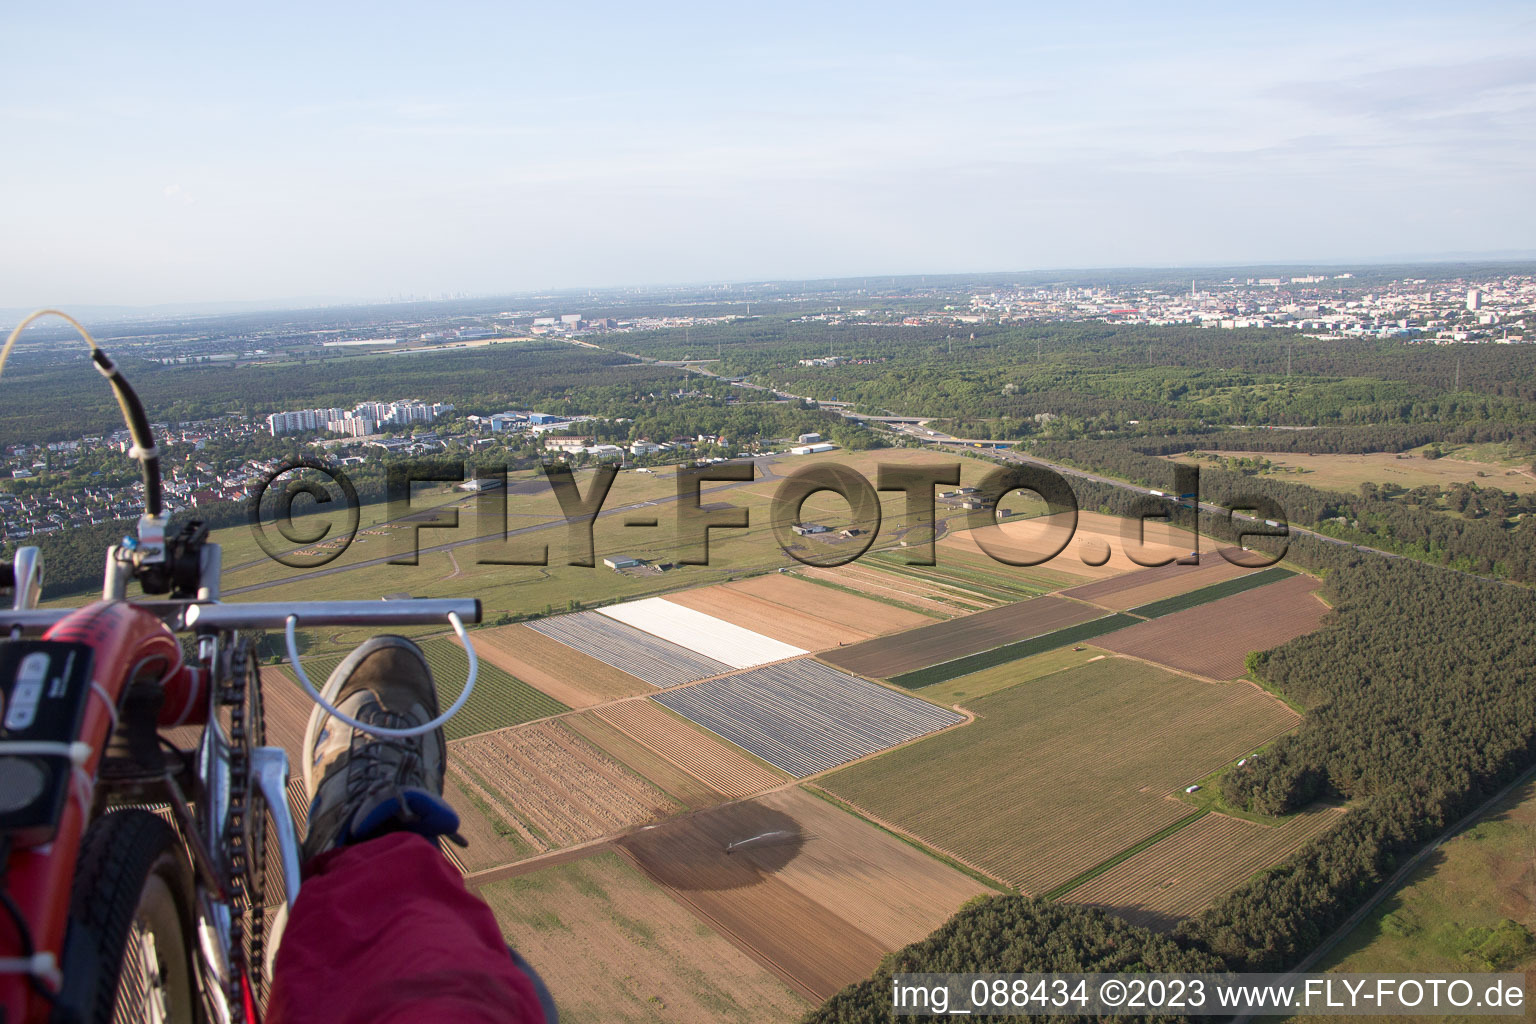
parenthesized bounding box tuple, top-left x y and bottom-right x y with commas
(267, 832, 554, 1023)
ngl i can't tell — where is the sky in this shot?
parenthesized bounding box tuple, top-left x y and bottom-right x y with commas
(3, 1, 1534, 307)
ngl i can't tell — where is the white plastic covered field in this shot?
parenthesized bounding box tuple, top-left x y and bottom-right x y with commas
(595, 597, 806, 669)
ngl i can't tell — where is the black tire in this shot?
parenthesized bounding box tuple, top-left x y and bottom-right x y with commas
(54, 809, 202, 1024)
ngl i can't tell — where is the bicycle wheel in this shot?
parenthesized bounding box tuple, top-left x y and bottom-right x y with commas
(56, 808, 202, 1024)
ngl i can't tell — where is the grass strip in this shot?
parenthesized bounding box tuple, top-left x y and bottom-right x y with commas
(888, 613, 1141, 689)
(1126, 566, 1295, 619)
(1042, 809, 1211, 900)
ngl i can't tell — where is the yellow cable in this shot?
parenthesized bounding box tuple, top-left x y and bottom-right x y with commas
(0, 308, 103, 381)
(0, 308, 143, 437)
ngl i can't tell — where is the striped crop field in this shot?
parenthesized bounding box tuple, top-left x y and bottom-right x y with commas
(862, 550, 1059, 604)
(654, 660, 964, 777)
(1058, 554, 1256, 611)
(822, 657, 1300, 893)
(820, 595, 1102, 679)
(525, 610, 731, 687)
(617, 787, 990, 1004)
(592, 698, 788, 798)
(888, 614, 1140, 688)
(1063, 804, 1344, 929)
(1125, 566, 1295, 618)
(293, 635, 567, 741)
(663, 580, 890, 654)
(448, 720, 680, 869)
(475, 623, 651, 708)
(596, 596, 807, 667)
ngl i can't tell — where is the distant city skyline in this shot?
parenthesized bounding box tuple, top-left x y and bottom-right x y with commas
(3, 1, 1533, 308)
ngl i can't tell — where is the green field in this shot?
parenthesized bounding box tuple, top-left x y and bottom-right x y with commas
(1125, 566, 1296, 618)
(295, 635, 568, 741)
(823, 657, 1300, 893)
(930, 542, 1090, 592)
(915, 645, 1113, 706)
(889, 614, 1141, 688)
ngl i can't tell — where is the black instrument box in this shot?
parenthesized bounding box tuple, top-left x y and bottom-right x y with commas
(0, 640, 95, 846)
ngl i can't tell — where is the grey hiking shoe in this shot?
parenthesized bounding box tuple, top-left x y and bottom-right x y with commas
(301, 635, 463, 863)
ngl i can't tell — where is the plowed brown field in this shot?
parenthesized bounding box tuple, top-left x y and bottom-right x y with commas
(665, 583, 875, 650)
(447, 721, 679, 870)
(1065, 805, 1344, 929)
(1060, 553, 1255, 611)
(476, 622, 651, 707)
(257, 668, 313, 763)
(479, 850, 809, 1023)
(823, 657, 1301, 893)
(729, 572, 935, 632)
(592, 699, 788, 798)
(940, 511, 1206, 580)
(819, 594, 1102, 680)
(1097, 574, 1329, 679)
(562, 712, 725, 810)
(618, 787, 989, 1003)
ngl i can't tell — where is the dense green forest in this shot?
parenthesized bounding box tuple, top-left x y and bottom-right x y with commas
(575, 397, 886, 451)
(617, 320, 1536, 427)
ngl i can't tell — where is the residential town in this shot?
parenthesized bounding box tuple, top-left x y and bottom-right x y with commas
(958, 273, 1534, 343)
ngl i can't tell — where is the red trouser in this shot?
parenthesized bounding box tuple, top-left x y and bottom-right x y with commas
(267, 832, 550, 1024)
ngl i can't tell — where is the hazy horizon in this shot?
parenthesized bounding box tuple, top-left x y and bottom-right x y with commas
(4, 1, 1533, 307)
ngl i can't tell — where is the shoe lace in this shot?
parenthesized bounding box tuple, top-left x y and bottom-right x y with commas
(345, 704, 427, 819)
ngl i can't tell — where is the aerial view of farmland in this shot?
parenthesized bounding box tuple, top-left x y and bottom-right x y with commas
(194, 416, 1400, 1022)
(11, 68, 1533, 1018)
(143, 425, 1462, 1023)
(207, 431, 1398, 1021)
